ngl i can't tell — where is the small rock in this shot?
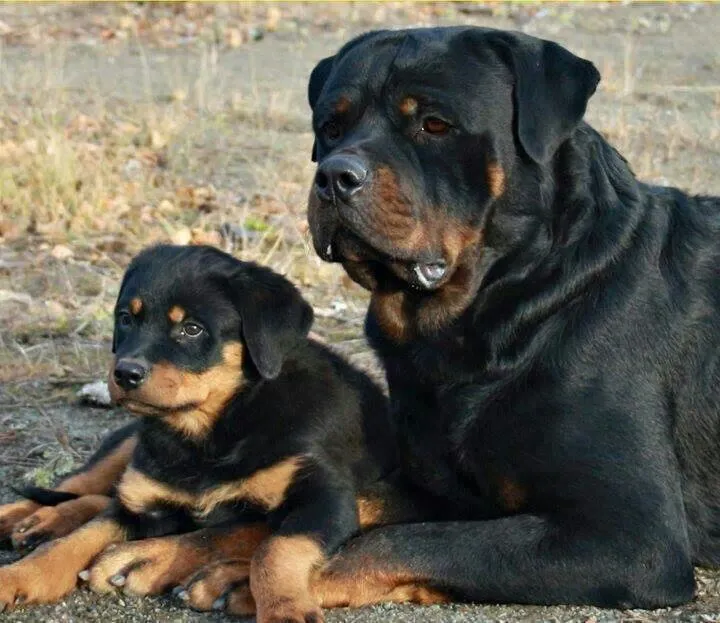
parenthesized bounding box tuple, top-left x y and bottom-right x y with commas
(171, 227, 192, 246)
(51, 244, 74, 260)
(77, 380, 112, 407)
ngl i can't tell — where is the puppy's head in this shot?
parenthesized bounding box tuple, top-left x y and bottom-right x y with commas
(307, 27, 599, 339)
(109, 245, 313, 437)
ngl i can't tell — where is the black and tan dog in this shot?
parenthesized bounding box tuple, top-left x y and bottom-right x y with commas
(0, 244, 398, 622)
(289, 26, 719, 609)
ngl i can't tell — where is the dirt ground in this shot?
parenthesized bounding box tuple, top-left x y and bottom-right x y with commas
(1, 2, 720, 622)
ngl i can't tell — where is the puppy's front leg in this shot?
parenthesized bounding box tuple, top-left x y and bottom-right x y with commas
(0, 516, 126, 609)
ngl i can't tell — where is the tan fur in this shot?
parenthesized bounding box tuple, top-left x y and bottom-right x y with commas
(0, 519, 126, 606)
(129, 297, 143, 315)
(168, 305, 186, 324)
(498, 476, 526, 512)
(399, 97, 418, 116)
(109, 342, 244, 439)
(88, 524, 269, 596)
(486, 161, 506, 199)
(370, 291, 410, 344)
(334, 96, 351, 114)
(184, 560, 254, 612)
(357, 496, 386, 529)
(313, 567, 450, 608)
(372, 167, 424, 252)
(11, 495, 111, 550)
(58, 436, 136, 496)
(251, 535, 325, 623)
(118, 456, 303, 516)
(0, 500, 40, 539)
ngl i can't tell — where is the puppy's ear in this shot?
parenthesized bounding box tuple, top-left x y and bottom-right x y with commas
(308, 55, 335, 162)
(486, 31, 600, 163)
(233, 265, 313, 380)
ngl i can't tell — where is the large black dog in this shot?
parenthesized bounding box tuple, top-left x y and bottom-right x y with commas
(301, 26, 720, 609)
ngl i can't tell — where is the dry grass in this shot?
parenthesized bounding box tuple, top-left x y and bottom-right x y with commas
(0, 1, 718, 391)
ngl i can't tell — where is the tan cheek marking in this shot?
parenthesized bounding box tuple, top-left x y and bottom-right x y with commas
(118, 456, 304, 516)
(168, 305, 186, 324)
(486, 161, 506, 199)
(399, 97, 418, 116)
(129, 298, 143, 315)
(163, 342, 245, 438)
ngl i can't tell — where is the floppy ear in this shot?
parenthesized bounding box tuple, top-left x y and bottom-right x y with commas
(487, 31, 600, 164)
(308, 55, 335, 162)
(234, 265, 314, 380)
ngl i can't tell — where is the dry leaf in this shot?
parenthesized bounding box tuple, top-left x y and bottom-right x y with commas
(51, 244, 74, 260)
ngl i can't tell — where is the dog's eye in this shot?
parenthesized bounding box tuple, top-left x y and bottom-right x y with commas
(422, 117, 450, 135)
(181, 321, 204, 338)
(118, 311, 132, 328)
(322, 121, 342, 142)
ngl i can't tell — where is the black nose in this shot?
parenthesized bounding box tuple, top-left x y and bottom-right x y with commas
(113, 359, 148, 390)
(315, 154, 368, 203)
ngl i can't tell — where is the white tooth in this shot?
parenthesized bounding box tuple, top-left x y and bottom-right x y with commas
(413, 264, 433, 289)
(326, 244, 333, 257)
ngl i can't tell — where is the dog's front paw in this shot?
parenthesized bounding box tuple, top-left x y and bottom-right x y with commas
(257, 597, 324, 623)
(0, 500, 39, 542)
(84, 537, 193, 596)
(174, 559, 254, 613)
(0, 561, 76, 610)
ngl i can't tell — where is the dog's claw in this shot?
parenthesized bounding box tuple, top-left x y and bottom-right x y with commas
(175, 588, 189, 601)
(14, 595, 25, 606)
(109, 574, 126, 587)
(212, 596, 226, 611)
(78, 569, 90, 582)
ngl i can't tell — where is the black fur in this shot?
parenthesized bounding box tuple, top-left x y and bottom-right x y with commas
(307, 26, 720, 608)
(12, 487, 79, 507)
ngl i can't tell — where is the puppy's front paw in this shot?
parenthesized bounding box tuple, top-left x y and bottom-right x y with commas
(175, 559, 253, 614)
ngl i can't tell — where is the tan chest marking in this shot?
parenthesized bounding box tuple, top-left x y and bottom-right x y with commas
(118, 455, 303, 516)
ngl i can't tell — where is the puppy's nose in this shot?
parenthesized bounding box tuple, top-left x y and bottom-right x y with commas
(315, 154, 369, 203)
(113, 359, 148, 390)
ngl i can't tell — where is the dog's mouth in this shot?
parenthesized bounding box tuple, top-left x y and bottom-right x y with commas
(325, 227, 452, 292)
(117, 397, 200, 417)
(108, 375, 202, 417)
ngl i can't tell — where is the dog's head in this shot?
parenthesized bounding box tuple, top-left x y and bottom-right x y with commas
(108, 245, 313, 437)
(307, 27, 599, 340)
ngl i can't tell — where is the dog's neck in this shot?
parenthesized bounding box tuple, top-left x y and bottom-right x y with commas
(414, 124, 649, 377)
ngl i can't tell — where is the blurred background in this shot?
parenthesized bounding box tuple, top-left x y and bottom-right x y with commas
(0, 3, 719, 621)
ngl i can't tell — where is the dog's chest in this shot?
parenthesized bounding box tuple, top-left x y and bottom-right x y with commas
(117, 455, 302, 518)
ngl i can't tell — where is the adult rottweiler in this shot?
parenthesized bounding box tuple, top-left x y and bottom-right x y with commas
(299, 26, 720, 609)
(0, 244, 398, 622)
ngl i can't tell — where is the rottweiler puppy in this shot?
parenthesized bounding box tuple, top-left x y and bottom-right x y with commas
(293, 26, 719, 609)
(0, 244, 396, 622)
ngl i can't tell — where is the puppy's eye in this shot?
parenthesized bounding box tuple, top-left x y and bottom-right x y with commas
(322, 121, 342, 142)
(181, 321, 204, 338)
(118, 311, 132, 328)
(422, 117, 450, 135)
